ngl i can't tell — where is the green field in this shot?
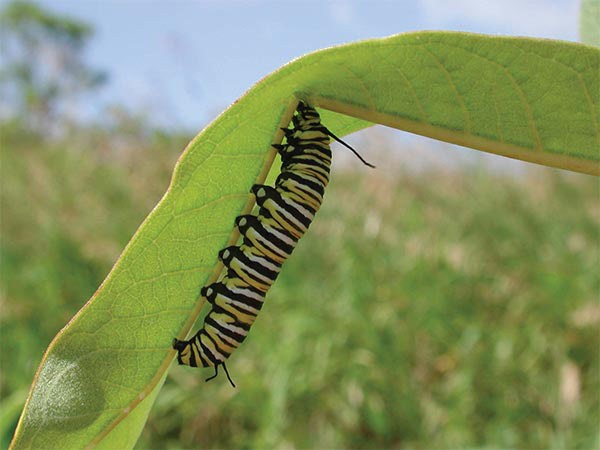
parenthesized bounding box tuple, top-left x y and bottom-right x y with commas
(1, 123, 598, 449)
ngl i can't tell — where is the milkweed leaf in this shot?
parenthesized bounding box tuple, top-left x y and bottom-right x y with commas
(10, 31, 599, 449)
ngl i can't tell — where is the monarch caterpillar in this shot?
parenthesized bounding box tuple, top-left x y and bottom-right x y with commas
(173, 101, 373, 386)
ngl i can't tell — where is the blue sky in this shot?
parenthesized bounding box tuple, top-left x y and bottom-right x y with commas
(20, 0, 581, 131)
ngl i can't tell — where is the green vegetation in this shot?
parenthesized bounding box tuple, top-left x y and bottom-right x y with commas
(10, 29, 599, 449)
(2, 122, 598, 448)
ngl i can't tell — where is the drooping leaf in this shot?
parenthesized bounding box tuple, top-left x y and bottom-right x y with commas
(11, 31, 599, 449)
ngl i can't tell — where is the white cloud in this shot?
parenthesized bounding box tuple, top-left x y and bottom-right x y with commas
(418, 0, 579, 39)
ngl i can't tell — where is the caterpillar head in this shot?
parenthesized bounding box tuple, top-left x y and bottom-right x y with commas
(296, 101, 319, 122)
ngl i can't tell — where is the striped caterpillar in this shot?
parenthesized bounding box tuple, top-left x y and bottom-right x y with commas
(173, 101, 373, 386)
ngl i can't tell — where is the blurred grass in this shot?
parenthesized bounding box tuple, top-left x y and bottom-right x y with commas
(1, 120, 598, 449)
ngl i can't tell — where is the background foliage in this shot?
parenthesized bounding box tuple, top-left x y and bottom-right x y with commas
(2, 117, 599, 449)
(1, 1, 598, 449)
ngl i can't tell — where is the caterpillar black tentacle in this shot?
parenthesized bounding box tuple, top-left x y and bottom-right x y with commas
(172, 101, 370, 386)
(325, 128, 375, 168)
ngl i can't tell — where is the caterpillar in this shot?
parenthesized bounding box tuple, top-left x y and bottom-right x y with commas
(172, 101, 373, 386)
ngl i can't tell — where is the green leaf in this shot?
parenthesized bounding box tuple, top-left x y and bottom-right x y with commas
(580, 0, 600, 46)
(10, 31, 599, 449)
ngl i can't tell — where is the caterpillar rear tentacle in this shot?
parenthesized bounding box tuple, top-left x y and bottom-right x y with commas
(172, 101, 372, 386)
(205, 361, 236, 387)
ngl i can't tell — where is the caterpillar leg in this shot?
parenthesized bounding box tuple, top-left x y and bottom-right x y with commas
(250, 184, 280, 207)
(250, 183, 266, 196)
(272, 143, 285, 155)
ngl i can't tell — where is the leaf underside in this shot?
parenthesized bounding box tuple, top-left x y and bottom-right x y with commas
(11, 31, 599, 450)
